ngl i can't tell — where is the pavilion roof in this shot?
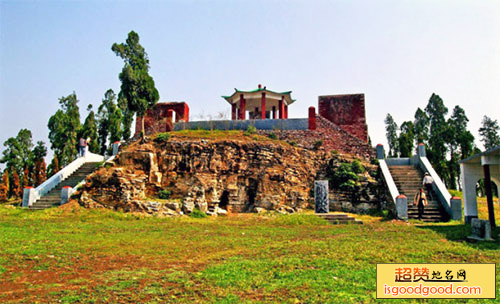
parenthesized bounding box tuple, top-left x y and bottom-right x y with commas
(222, 85, 295, 105)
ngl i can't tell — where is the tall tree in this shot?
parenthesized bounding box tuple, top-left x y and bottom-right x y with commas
(425, 93, 448, 179)
(47, 155, 60, 178)
(413, 107, 429, 146)
(48, 93, 81, 166)
(445, 106, 474, 189)
(32, 141, 48, 186)
(384, 113, 399, 157)
(11, 171, 21, 198)
(97, 89, 123, 154)
(398, 121, 415, 157)
(112, 31, 159, 139)
(81, 105, 100, 153)
(0, 170, 9, 201)
(0, 129, 34, 193)
(119, 97, 134, 140)
(478, 115, 500, 150)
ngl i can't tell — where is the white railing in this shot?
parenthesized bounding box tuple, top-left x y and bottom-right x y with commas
(378, 159, 400, 203)
(417, 156, 452, 213)
(25, 149, 104, 206)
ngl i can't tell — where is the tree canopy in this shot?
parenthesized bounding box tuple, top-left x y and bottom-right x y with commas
(112, 31, 159, 138)
(479, 115, 500, 150)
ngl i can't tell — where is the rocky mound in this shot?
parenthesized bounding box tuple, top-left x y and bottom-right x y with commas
(77, 132, 383, 216)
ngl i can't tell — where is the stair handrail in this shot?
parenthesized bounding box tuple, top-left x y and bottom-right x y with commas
(34, 151, 105, 200)
(34, 157, 85, 199)
(378, 158, 400, 204)
(417, 156, 452, 214)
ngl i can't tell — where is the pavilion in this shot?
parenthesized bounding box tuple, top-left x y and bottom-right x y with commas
(222, 85, 295, 120)
(460, 145, 500, 227)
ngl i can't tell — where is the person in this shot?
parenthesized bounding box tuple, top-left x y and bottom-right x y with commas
(78, 137, 86, 157)
(422, 172, 434, 200)
(414, 188, 428, 220)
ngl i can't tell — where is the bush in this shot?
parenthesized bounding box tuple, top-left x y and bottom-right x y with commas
(351, 160, 365, 174)
(158, 189, 172, 199)
(243, 125, 257, 136)
(190, 208, 207, 218)
(313, 140, 323, 150)
(154, 133, 170, 144)
(268, 132, 277, 140)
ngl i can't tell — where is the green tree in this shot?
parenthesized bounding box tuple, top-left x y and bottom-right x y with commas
(398, 121, 415, 157)
(47, 155, 60, 178)
(384, 113, 399, 157)
(445, 106, 474, 189)
(119, 97, 134, 140)
(413, 107, 429, 146)
(478, 115, 500, 150)
(97, 89, 123, 154)
(112, 31, 159, 139)
(48, 93, 81, 166)
(81, 105, 100, 153)
(0, 129, 34, 192)
(425, 93, 448, 179)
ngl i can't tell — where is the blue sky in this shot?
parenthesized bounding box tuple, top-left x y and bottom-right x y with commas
(1, 0, 499, 165)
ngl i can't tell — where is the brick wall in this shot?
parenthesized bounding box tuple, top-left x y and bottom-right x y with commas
(135, 102, 189, 136)
(318, 94, 368, 142)
(257, 116, 375, 160)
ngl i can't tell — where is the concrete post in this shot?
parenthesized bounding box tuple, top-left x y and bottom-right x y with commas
(22, 187, 36, 208)
(112, 141, 120, 156)
(376, 144, 385, 159)
(396, 194, 408, 220)
(450, 196, 462, 220)
(314, 180, 329, 213)
(417, 143, 426, 157)
(308, 106, 316, 130)
(60, 186, 72, 205)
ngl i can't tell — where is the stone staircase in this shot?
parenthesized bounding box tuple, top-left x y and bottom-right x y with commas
(316, 213, 363, 224)
(29, 162, 99, 210)
(388, 165, 448, 222)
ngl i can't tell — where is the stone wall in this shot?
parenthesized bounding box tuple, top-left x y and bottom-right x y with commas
(318, 94, 368, 142)
(173, 118, 309, 131)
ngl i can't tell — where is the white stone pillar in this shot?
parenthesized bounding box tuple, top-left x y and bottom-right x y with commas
(22, 187, 36, 208)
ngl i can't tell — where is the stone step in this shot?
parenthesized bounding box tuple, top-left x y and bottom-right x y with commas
(316, 213, 363, 224)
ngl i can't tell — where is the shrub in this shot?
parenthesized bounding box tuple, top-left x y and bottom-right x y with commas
(190, 208, 207, 218)
(158, 189, 172, 199)
(313, 140, 323, 150)
(154, 133, 170, 144)
(268, 132, 277, 140)
(243, 125, 257, 136)
(351, 160, 365, 174)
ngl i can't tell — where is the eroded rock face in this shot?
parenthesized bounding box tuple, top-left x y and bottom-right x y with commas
(78, 137, 383, 215)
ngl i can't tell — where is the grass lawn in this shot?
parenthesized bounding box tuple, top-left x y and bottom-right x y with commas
(0, 202, 499, 303)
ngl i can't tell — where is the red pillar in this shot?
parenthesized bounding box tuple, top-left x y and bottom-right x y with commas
(308, 106, 316, 130)
(166, 109, 174, 131)
(166, 109, 173, 122)
(261, 92, 266, 119)
(231, 103, 237, 120)
(279, 97, 284, 119)
(239, 94, 246, 120)
(284, 105, 288, 119)
(272, 106, 276, 119)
